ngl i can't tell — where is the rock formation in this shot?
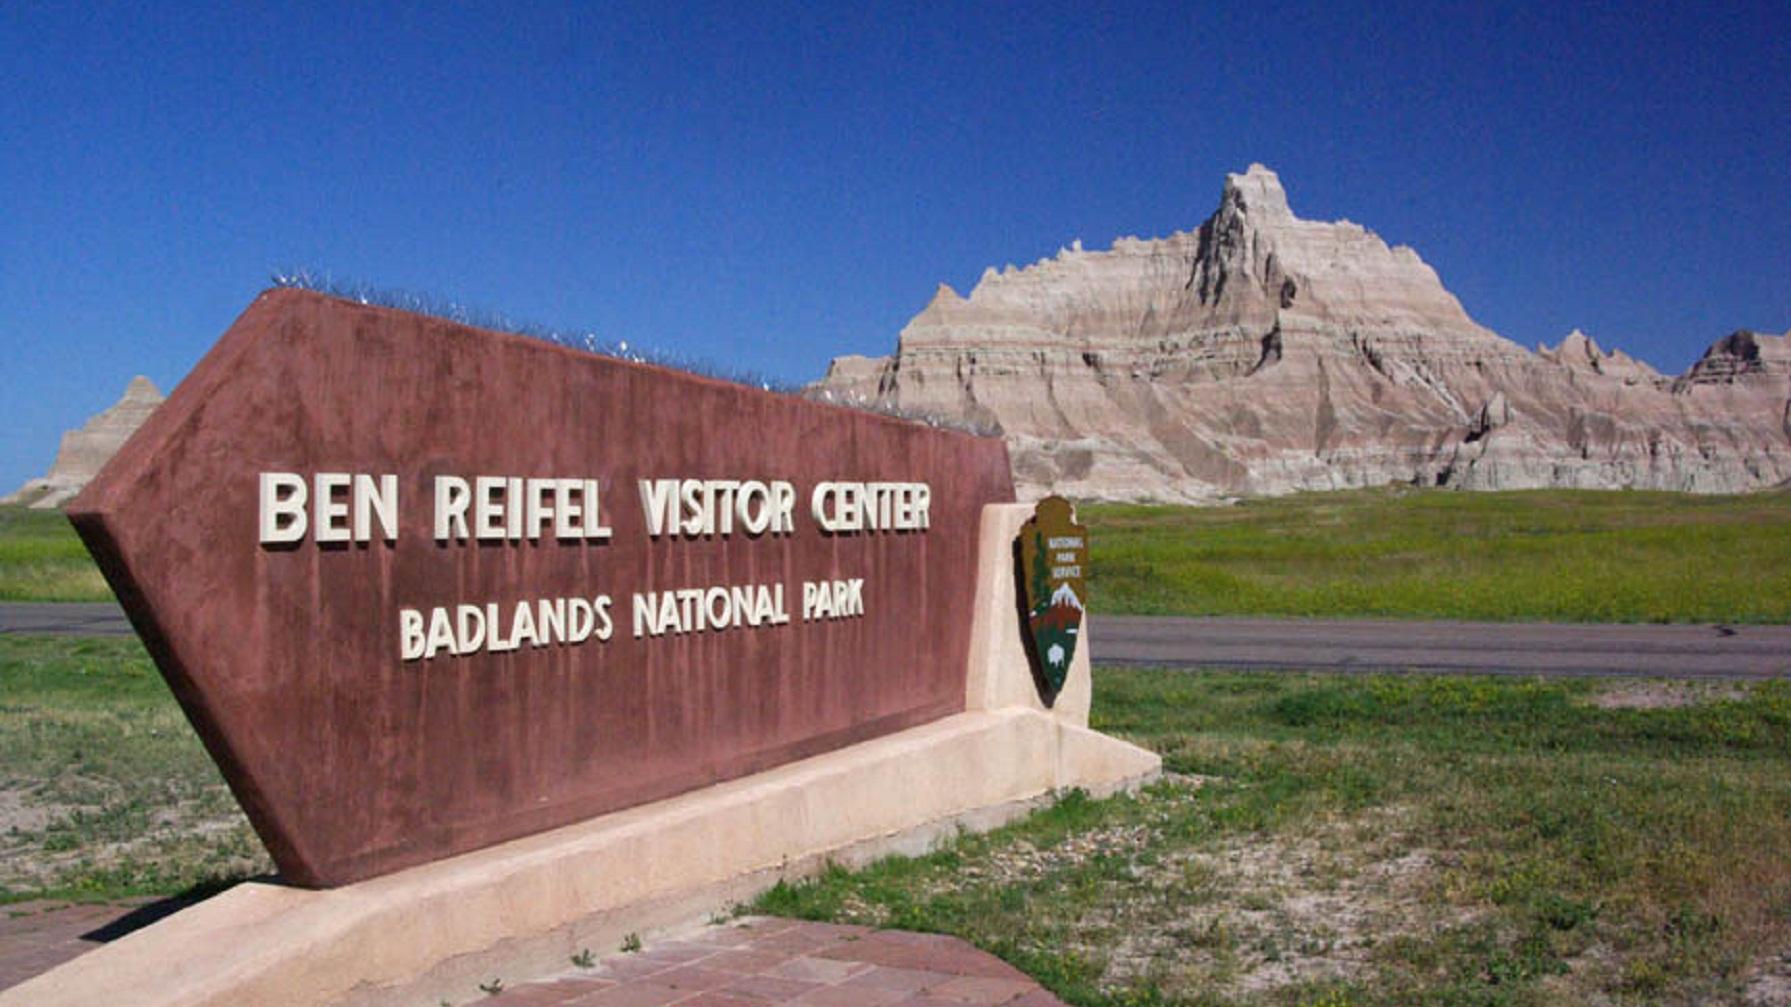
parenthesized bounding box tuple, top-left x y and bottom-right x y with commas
(1537, 330, 1663, 387)
(814, 165, 1791, 500)
(1674, 329, 1791, 388)
(4, 376, 164, 509)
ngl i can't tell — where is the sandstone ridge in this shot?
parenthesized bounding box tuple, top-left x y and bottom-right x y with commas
(813, 165, 1791, 500)
(4, 376, 165, 509)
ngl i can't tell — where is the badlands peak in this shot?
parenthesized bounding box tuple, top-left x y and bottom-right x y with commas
(887, 160, 1508, 356)
(815, 165, 1791, 500)
(4, 375, 165, 509)
(1222, 163, 1296, 222)
(1538, 329, 1663, 386)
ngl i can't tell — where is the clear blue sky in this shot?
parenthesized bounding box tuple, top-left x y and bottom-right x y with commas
(4, 1, 1788, 491)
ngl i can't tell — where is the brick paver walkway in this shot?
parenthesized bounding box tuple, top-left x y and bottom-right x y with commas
(482, 918, 1065, 1007)
(0, 898, 166, 991)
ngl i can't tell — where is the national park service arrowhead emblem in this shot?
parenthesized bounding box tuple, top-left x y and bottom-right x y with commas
(1018, 496, 1088, 704)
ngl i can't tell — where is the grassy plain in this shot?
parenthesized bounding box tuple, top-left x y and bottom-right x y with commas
(5, 635, 1789, 1001)
(1085, 487, 1791, 623)
(10, 489, 1791, 621)
(0, 505, 110, 602)
(0, 635, 269, 904)
(759, 668, 1791, 1006)
(5, 487, 1790, 1000)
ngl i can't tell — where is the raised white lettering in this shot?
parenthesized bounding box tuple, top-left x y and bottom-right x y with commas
(399, 608, 425, 660)
(313, 473, 352, 543)
(434, 476, 470, 541)
(353, 473, 398, 542)
(258, 472, 307, 544)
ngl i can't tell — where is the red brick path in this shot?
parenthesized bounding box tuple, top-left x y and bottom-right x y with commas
(483, 918, 1065, 1007)
(0, 899, 158, 991)
(1, 910, 1065, 1006)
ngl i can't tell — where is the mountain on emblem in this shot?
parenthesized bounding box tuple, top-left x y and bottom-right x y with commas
(1017, 496, 1089, 704)
(1050, 581, 1084, 612)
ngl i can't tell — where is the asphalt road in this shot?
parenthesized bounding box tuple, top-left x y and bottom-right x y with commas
(1, 602, 136, 637)
(1089, 614, 1791, 679)
(3, 603, 1788, 679)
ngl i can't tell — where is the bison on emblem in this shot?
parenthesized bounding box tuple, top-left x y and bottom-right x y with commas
(1017, 496, 1088, 705)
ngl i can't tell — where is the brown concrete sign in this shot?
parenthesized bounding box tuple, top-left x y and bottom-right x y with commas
(68, 288, 1015, 886)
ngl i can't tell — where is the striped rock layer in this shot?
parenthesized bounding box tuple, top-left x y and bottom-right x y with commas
(815, 165, 1791, 501)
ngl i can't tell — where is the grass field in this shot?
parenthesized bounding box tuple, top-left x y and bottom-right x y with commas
(10, 488, 1791, 621)
(4, 634, 1786, 1003)
(759, 669, 1791, 1006)
(1086, 487, 1791, 623)
(0, 506, 110, 602)
(5, 489, 1786, 1000)
(0, 635, 269, 905)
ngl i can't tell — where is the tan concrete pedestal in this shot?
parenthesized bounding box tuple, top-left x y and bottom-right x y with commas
(1, 504, 1158, 1007)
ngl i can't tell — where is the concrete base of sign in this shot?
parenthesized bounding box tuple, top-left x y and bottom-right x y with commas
(0, 504, 1158, 1007)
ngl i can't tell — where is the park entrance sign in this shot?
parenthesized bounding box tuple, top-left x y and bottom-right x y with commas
(68, 288, 1016, 886)
(24, 291, 1156, 1007)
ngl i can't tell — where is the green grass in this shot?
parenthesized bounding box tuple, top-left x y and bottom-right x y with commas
(0, 505, 111, 602)
(5, 635, 1788, 1001)
(10, 489, 1791, 621)
(1084, 487, 1791, 622)
(0, 635, 269, 904)
(757, 669, 1791, 1006)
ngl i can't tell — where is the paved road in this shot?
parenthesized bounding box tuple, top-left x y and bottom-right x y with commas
(1089, 614, 1791, 679)
(4, 603, 1788, 679)
(0, 602, 136, 636)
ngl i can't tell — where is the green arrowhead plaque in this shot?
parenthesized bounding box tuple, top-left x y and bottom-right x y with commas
(1018, 496, 1087, 704)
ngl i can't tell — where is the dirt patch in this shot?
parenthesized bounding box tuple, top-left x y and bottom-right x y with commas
(1585, 680, 1749, 710)
(959, 821, 1159, 889)
(839, 777, 1218, 928)
(0, 786, 66, 837)
(1745, 950, 1791, 1006)
(0, 786, 269, 894)
(856, 778, 1461, 999)
(968, 788, 1469, 997)
(1094, 808, 1462, 998)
